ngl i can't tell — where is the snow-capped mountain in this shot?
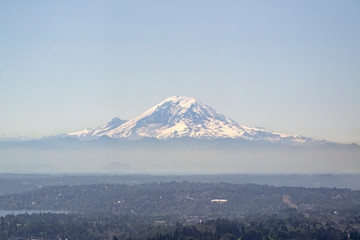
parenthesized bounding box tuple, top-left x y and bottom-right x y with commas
(69, 96, 317, 144)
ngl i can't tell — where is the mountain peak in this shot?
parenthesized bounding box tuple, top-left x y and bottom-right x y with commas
(107, 117, 126, 127)
(161, 96, 198, 106)
(163, 95, 197, 102)
(149, 96, 202, 117)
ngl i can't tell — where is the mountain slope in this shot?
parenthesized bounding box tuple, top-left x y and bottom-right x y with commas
(69, 96, 318, 144)
(69, 117, 126, 139)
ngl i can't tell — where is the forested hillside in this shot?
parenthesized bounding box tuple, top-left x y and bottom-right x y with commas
(1, 182, 360, 239)
(1, 182, 359, 217)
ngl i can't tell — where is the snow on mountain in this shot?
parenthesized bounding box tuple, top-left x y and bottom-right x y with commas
(69, 117, 127, 139)
(69, 96, 317, 144)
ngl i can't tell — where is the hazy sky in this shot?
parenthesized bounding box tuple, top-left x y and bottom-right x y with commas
(1, 1, 359, 144)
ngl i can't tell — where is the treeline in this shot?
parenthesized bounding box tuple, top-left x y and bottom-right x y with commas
(2, 174, 360, 196)
(145, 217, 359, 240)
(0, 213, 154, 240)
(1, 212, 360, 240)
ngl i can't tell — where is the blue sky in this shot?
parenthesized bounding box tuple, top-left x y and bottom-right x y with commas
(0, 1, 359, 144)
